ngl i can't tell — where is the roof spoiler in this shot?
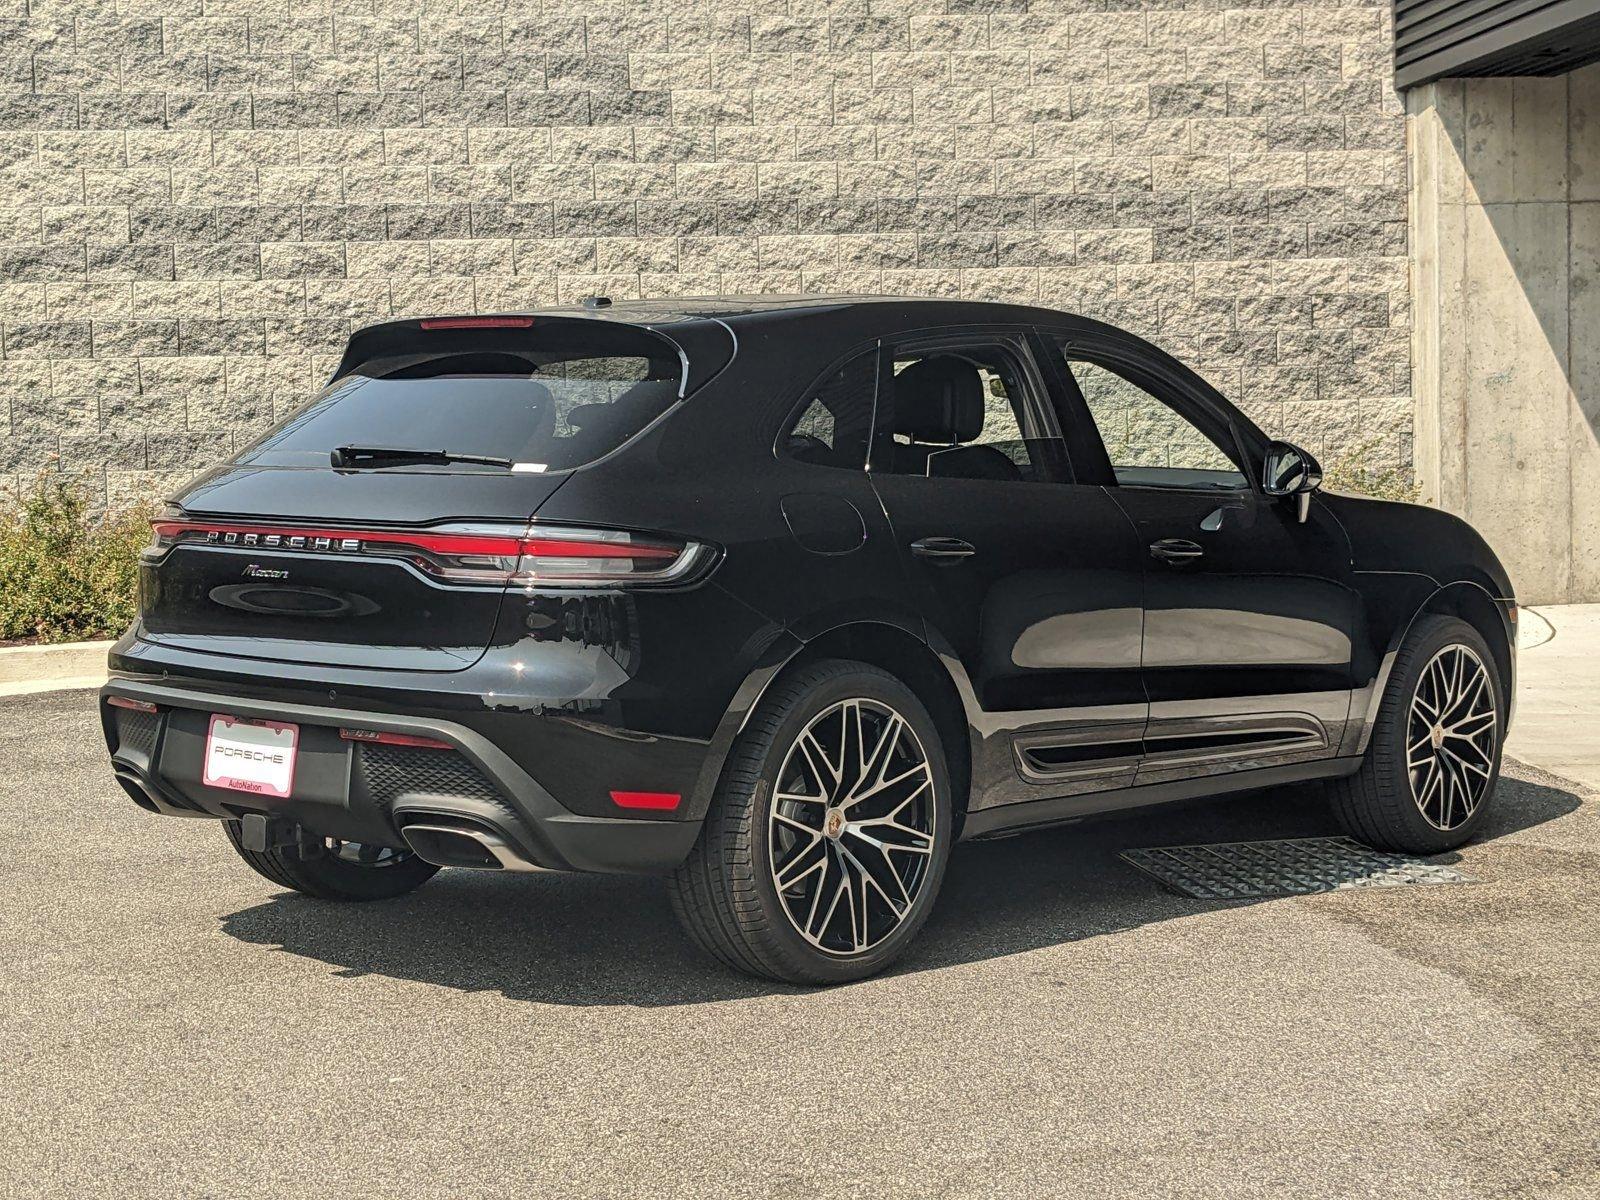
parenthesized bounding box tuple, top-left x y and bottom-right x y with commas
(330, 314, 736, 398)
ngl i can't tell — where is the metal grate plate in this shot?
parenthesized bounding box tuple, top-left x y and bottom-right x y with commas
(1121, 837, 1477, 900)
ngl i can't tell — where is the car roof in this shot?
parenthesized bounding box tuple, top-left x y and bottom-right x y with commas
(340, 296, 1121, 400)
(391, 295, 1080, 328)
(344, 297, 1092, 373)
(348, 300, 1075, 334)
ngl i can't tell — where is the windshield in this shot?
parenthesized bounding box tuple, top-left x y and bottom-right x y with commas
(235, 327, 683, 473)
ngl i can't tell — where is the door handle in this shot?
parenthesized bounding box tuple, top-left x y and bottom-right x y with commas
(910, 536, 976, 562)
(1149, 538, 1204, 563)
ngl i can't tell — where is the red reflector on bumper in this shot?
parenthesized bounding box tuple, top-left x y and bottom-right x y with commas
(610, 790, 682, 811)
(107, 695, 158, 713)
(339, 728, 452, 750)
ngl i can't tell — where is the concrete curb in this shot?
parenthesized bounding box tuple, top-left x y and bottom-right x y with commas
(0, 640, 112, 697)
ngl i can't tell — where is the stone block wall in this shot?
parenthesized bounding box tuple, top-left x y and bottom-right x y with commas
(0, 0, 1409, 506)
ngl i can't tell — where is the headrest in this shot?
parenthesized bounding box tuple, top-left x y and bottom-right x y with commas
(893, 356, 985, 444)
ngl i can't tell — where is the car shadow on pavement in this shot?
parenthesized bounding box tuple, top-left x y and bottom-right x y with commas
(219, 770, 1582, 1008)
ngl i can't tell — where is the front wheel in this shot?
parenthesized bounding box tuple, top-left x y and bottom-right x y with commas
(223, 820, 439, 901)
(1331, 614, 1506, 854)
(669, 660, 953, 985)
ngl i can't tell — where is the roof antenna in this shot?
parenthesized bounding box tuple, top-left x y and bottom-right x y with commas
(581, 295, 612, 309)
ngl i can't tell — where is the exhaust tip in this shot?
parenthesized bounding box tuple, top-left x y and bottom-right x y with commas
(399, 819, 545, 873)
(113, 771, 161, 814)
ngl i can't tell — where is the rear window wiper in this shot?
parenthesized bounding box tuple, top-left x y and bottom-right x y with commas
(330, 445, 513, 470)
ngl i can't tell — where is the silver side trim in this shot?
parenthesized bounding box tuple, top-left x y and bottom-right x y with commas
(1012, 721, 1145, 784)
(1140, 712, 1329, 769)
(1013, 712, 1329, 782)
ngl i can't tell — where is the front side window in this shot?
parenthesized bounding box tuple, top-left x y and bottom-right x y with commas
(780, 349, 877, 470)
(1061, 354, 1247, 491)
(874, 339, 1068, 485)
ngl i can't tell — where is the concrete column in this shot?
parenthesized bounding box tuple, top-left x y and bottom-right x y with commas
(1408, 66, 1600, 603)
(1572, 73, 1600, 600)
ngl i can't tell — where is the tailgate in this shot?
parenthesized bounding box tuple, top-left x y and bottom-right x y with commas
(139, 467, 567, 672)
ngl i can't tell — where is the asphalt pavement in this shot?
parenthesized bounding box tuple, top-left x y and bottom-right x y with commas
(3, 688, 1596, 1199)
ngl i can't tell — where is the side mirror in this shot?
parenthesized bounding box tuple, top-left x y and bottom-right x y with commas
(1261, 440, 1323, 522)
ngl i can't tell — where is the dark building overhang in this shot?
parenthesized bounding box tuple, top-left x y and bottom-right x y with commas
(1395, 0, 1600, 88)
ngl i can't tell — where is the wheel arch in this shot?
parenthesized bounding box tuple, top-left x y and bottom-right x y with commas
(1350, 579, 1516, 754)
(685, 620, 976, 833)
(1417, 583, 1515, 705)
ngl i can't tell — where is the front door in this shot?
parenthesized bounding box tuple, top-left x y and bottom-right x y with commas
(865, 329, 1147, 809)
(1043, 330, 1360, 787)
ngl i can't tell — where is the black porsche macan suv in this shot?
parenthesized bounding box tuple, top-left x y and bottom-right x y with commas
(101, 297, 1516, 984)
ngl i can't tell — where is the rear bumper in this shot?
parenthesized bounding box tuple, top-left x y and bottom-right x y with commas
(101, 678, 703, 875)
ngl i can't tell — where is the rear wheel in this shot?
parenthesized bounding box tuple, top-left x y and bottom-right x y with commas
(223, 821, 439, 901)
(1330, 614, 1505, 854)
(669, 660, 953, 985)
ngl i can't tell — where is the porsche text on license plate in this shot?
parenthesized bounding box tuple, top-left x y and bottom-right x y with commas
(203, 715, 298, 798)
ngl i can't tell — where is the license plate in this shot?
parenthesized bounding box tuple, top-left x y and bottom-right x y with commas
(203, 715, 298, 799)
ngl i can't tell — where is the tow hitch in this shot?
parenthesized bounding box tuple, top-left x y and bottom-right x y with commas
(238, 813, 323, 860)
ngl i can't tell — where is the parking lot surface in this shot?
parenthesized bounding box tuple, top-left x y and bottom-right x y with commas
(3, 689, 1596, 1199)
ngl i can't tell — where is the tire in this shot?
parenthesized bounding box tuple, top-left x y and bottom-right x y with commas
(223, 820, 439, 901)
(669, 659, 953, 985)
(1330, 614, 1506, 854)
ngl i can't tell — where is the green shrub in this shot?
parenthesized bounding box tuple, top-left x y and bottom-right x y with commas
(0, 475, 151, 644)
(1321, 434, 1422, 505)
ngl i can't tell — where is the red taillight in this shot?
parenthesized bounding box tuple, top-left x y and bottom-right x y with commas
(364, 528, 700, 587)
(107, 696, 158, 713)
(145, 504, 185, 559)
(146, 518, 713, 590)
(339, 728, 452, 750)
(610, 791, 682, 811)
(521, 538, 677, 560)
(508, 532, 701, 588)
(418, 316, 534, 330)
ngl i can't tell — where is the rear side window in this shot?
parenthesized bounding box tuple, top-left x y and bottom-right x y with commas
(238, 323, 684, 473)
(780, 349, 877, 470)
(872, 337, 1071, 485)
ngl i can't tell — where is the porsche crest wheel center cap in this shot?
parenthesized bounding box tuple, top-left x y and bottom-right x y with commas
(1430, 723, 1446, 750)
(824, 809, 846, 839)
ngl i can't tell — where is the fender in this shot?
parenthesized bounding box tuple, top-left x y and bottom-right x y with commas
(1342, 576, 1517, 755)
(679, 625, 803, 823)
(1321, 492, 1517, 756)
(681, 612, 981, 824)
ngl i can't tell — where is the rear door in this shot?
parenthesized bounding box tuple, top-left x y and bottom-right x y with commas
(1039, 327, 1359, 786)
(865, 328, 1147, 809)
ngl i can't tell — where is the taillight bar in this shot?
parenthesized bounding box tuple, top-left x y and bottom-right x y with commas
(148, 521, 677, 561)
(146, 518, 714, 590)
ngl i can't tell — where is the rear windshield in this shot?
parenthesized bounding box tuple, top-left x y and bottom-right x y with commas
(236, 323, 684, 473)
